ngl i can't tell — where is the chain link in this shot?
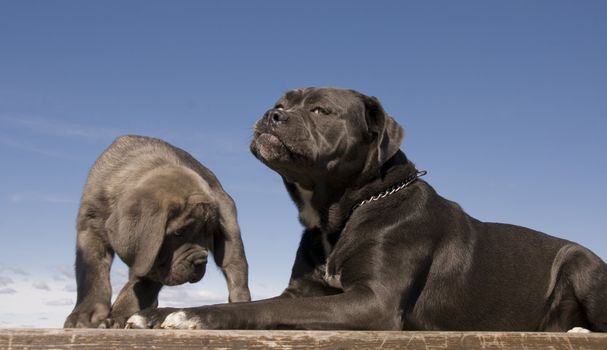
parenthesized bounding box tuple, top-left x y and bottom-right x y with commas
(352, 170, 427, 211)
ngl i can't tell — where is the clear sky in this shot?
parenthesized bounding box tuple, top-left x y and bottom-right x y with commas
(1, 1, 605, 327)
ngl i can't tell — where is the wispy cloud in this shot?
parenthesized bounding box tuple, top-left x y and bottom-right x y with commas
(0, 267, 76, 327)
(0, 133, 70, 159)
(32, 282, 51, 291)
(0, 264, 284, 328)
(0, 266, 29, 276)
(159, 286, 226, 307)
(55, 265, 74, 281)
(0, 114, 122, 160)
(8, 192, 78, 204)
(53, 267, 77, 291)
(0, 277, 13, 287)
(0, 115, 121, 141)
(44, 298, 73, 307)
(63, 283, 76, 293)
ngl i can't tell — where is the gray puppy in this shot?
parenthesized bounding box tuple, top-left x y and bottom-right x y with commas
(64, 135, 250, 328)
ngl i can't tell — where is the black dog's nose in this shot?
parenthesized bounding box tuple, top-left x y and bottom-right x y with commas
(265, 109, 289, 125)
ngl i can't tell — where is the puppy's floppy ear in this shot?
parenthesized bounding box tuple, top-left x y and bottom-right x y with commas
(106, 191, 168, 277)
(211, 195, 251, 303)
(363, 95, 405, 166)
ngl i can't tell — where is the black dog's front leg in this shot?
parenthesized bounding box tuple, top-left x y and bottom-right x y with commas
(128, 288, 400, 330)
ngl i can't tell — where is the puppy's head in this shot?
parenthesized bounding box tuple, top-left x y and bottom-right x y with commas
(250, 87, 404, 185)
(106, 167, 216, 286)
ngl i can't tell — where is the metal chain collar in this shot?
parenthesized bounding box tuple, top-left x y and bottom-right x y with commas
(352, 170, 427, 211)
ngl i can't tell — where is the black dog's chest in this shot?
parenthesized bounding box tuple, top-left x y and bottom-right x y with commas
(320, 261, 343, 289)
(316, 228, 353, 290)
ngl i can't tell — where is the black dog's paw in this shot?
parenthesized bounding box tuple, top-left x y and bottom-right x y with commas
(64, 302, 110, 328)
(158, 310, 206, 329)
(125, 307, 197, 329)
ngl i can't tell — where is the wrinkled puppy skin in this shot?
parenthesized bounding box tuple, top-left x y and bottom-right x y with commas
(64, 135, 250, 328)
(129, 88, 607, 332)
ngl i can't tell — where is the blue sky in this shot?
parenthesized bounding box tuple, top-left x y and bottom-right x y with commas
(1, 1, 606, 327)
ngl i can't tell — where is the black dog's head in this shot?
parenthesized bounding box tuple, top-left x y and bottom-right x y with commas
(105, 167, 216, 286)
(250, 87, 404, 187)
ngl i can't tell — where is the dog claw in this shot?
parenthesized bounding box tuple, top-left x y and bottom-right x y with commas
(567, 327, 591, 333)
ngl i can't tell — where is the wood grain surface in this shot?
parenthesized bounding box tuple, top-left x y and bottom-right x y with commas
(1, 328, 606, 349)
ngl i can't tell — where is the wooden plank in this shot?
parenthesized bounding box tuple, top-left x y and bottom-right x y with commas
(0, 329, 606, 350)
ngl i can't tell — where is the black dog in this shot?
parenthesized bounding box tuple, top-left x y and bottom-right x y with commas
(127, 88, 606, 331)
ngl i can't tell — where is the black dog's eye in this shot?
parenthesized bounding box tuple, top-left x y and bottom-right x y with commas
(171, 229, 183, 236)
(311, 107, 329, 115)
(274, 104, 284, 110)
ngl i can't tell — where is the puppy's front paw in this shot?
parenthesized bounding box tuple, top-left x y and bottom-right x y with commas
(64, 302, 110, 328)
(125, 307, 178, 329)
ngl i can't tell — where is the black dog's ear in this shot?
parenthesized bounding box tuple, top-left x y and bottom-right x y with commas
(363, 95, 405, 167)
(211, 195, 251, 303)
(106, 191, 168, 277)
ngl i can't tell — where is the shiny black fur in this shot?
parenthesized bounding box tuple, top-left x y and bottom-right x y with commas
(132, 88, 607, 331)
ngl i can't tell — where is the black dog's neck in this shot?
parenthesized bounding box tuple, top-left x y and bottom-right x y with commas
(286, 150, 418, 235)
(331, 150, 417, 229)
